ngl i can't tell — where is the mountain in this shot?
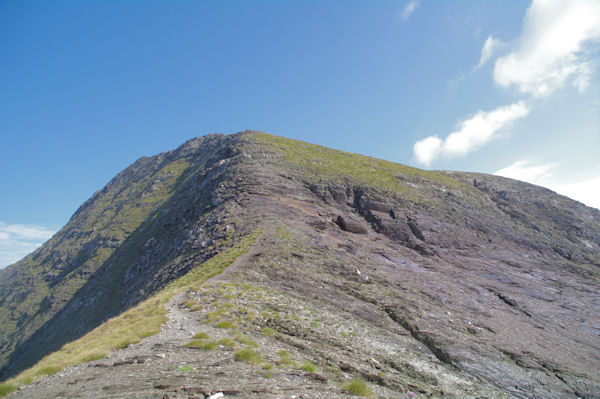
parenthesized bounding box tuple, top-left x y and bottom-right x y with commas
(0, 131, 598, 398)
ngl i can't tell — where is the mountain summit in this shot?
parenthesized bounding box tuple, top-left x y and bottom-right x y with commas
(0, 131, 598, 398)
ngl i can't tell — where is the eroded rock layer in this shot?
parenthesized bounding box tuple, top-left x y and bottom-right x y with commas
(1, 131, 598, 398)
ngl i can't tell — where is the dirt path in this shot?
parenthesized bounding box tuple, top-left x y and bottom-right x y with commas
(206, 227, 272, 284)
(11, 233, 271, 399)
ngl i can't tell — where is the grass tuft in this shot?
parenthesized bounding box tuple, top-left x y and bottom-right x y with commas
(215, 321, 237, 329)
(262, 326, 277, 337)
(234, 348, 263, 365)
(217, 337, 236, 347)
(182, 299, 197, 308)
(235, 334, 258, 347)
(278, 350, 296, 366)
(344, 378, 373, 397)
(192, 331, 210, 339)
(185, 340, 217, 350)
(204, 309, 227, 322)
(300, 361, 317, 373)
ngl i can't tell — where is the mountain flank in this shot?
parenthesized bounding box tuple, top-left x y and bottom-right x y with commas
(0, 131, 598, 398)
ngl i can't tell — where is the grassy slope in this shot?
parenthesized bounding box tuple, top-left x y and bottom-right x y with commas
(0, 230, 261, 396)
(0, 158, 192, 367)
(252, 133, 473, 198)
(1, 132, 597, 397)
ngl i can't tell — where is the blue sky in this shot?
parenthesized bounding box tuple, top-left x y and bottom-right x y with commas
(1, 0, 599, 267)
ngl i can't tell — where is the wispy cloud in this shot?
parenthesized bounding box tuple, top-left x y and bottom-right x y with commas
(476, 35, 503, 70)
(0, 222, 56, 269)
(552, 176, 600, 210)
(414, 101, 530, 166)
(495, 159, 557, 182)
(495, 160, 600, 209)
(400, 1, 419, 21)
(494, 0, 600, 97)
(415, 0, 600, 167)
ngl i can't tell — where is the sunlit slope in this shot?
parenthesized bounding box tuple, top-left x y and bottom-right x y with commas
(0, 131, 598, 398)
(0, 231, 260, 396)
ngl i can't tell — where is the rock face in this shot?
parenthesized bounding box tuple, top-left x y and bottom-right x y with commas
(0, 131, 599, 398)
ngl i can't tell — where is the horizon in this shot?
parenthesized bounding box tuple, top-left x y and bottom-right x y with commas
(1, 0, 599, 268)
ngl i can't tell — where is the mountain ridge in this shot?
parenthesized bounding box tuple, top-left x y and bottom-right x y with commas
(0, 131, 598, 398)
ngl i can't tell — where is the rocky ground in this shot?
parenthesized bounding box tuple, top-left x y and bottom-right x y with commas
(10, 227, 504, 399)
(2, 132, 599, 398)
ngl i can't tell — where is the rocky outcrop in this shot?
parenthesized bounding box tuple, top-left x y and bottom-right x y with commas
(1, 131, 599, 398)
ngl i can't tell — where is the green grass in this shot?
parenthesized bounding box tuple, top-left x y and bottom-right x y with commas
(0, 156, 200, 395)
(278, 350, 296, 366)
(262, 326, 277, 337)
(177, 365, 195, 373)
(0, 230, 262, 396)
(235, 334, 258, 347)
(215, 321, 237, 329)
(264, 372, 274, 378)
(234, 348, 264, 365)
(217, 338, 236, 347)
(262, 362, 274, 370)
(182, 299, 197, 308)
(344, 378, 373, 397)
(0, 384, 16, 396)
(276, 225, 294, 240)
(252, 133, 472, 202)
(185, 340, 217, 350)
(300, 361, 317, 373)
(192, 331, 210, 339)
(113, 338, 140, 350)
(80, 352, 105, 362)
(34, 365, 62, 377)
(204, 308, 227, 322)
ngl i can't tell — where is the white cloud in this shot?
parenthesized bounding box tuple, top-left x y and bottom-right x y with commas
(494, 0, 600, 97)
(476, 35, 503, 69)
(414, 101, 530, 166)
(401, 1, 419, 21)
(494, 160, 600, 209)
(2, 224, 56, 240)
(413, 135, 443, 166)
(495, 159, 557, 182)
(0, 222, 56, 269)
(553, 176, 600, 209)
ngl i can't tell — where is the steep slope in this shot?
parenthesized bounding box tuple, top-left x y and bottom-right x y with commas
(0, 134, 235, 377)
(1, 131, 599, 398)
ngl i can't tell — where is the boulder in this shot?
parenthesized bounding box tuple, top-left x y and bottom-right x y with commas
(336, 216, 368, 234)
(368, 200, 392, 213)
